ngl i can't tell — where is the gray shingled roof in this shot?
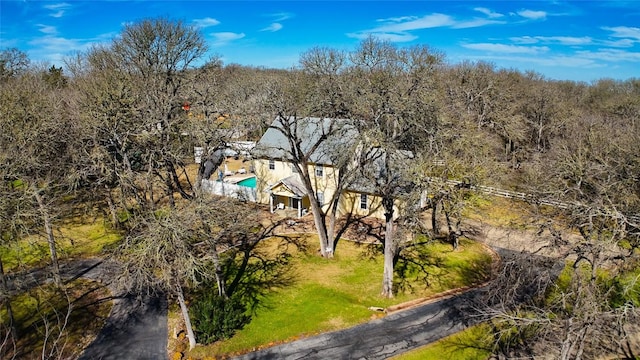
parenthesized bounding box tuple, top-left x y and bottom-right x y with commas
(252, 116, 358, 165)
(347, 147, 415, 194)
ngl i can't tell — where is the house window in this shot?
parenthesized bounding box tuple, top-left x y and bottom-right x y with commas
(291, 163, 299, 173)
(317, 192, 324, 206)
(268, 159, 275, 170)
(360, 194, 368, 210)
(315, 164, 323, 177)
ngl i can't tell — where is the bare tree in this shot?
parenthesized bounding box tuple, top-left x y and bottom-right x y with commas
(116, 195, 282, 349)
(258, 49, 360, 258)
(347, 37, 444, 297)
(255, 114, 357, 258)
(469, 113, 640, 359)
(72, 17, 208, 216)
(0, 66, 83, 287)
(0, 48, 30, 81)
(116, 205, 205, 350)
(0, 181, 29, 347)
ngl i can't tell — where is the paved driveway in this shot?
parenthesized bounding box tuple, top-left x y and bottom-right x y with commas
(58, 259, 169, 360)
(233, 246, 560, 360)
(78, 291, 168, 360)
(233, 291, 476, 360)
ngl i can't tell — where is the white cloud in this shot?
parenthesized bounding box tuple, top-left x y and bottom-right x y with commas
(210, 32, 245, 46)
(356, 12, 506, 43)
(576, 48, 640, 62)
(346, 31, 418, 42)
(463, 43, 549, 54)
(374, 13, 454, 32)
(266, 12, 294, 22)
(260, 13, 292, 34)
(512, 36, 592, 46)
(376, 16, 417, 23)
(510, 36, 540, 45)
(37, 24, 58, 35)
(474, 7, 503, 19)
(602, 38, 636, 48)
(28, 35, 90, 66)
(537, 56, 600, 68)
(517, 9, 547, 20)
(31, 35, 81, 50)
(193, 17, 220, 28)
(43, 3, 71, 18)
(452, 18, 505, 29)
(541, 36, 592, 45)
(602, 26, 640, 41)
(468, 54, 601, 69)
(261, 23, 283, 32)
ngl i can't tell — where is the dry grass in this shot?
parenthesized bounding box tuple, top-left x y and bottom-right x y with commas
(464, 195, 537, 230)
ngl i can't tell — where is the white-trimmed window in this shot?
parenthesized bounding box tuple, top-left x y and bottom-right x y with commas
(317, 192, 324, 206)
(360, 194, 368, 210)
(315, 164, 324, 177)
(268, 159, 275, 170)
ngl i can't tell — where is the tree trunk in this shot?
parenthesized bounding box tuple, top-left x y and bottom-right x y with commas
(327, 213, 336, 255)
(431, 200, 439, 235)
(176, 283, 197, 350)
(381, 197, 395, 298)
(210, 241, 227, 298)
(308, 198, 330, 257)
(164, 164, 176, 210)
(199, 209, 228, 298)
(443, 203, 458, 250)
(326, 190, 342, 255)
(194, 162, 204, 193)
(34, 189, 61, 287)
(105, 185, 119, 228)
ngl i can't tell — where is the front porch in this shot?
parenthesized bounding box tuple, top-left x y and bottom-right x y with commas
(269, 194, 310, 218)
(268, 174, 311, 218)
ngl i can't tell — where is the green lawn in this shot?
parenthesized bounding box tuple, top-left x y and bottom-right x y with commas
(391, 324, 492, 360)
(189, 235, 493, 358)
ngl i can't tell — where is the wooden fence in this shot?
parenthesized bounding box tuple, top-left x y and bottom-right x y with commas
(428, 178, 640, 225)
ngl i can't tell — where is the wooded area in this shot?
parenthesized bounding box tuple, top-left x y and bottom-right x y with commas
(1, 17, 639, 359)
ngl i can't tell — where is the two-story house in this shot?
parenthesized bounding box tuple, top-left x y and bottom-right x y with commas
(251, 116, 405, 220)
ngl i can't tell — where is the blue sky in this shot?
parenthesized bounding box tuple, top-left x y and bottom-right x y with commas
(1, 1, 639, 82)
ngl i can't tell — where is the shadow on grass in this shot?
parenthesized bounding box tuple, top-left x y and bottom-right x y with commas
(2, 279, 112, 360)
(393, 239, 493, 295)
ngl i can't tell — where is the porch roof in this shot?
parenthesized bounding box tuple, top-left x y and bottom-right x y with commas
(268, 174, 307, 198)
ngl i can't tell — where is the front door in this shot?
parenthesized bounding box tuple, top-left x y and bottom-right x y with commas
(290, 197, 300, 209)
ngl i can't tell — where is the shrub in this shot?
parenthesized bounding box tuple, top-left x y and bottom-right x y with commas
(191, 293, 251, 344)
